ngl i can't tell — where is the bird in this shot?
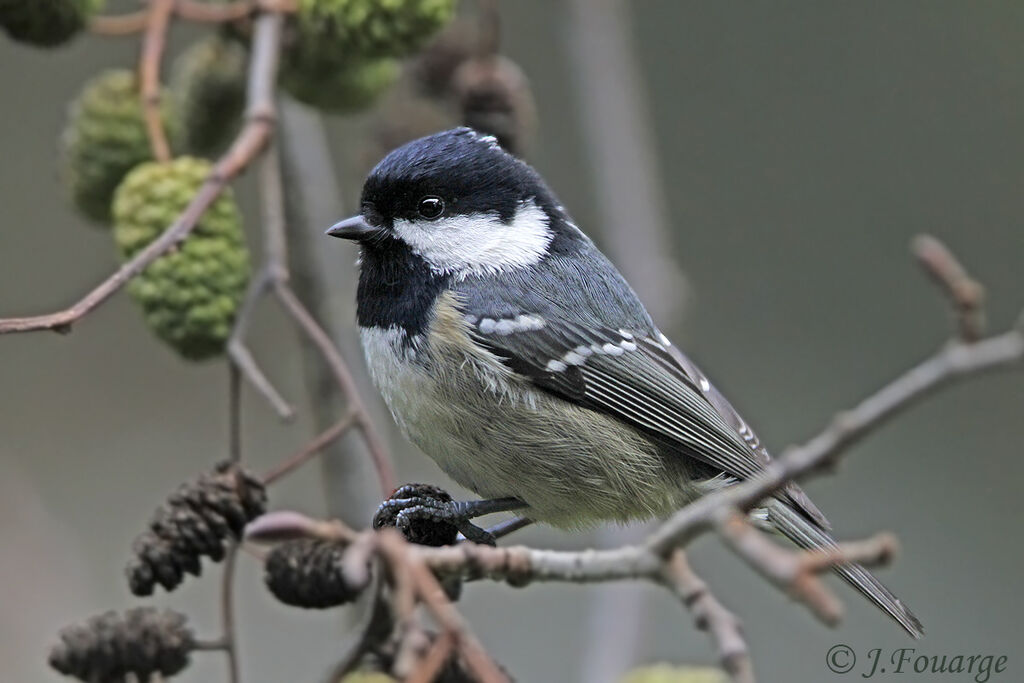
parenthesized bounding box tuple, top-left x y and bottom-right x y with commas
(326, 127, 923, 638)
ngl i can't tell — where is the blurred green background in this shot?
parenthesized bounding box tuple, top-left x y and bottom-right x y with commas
(1, 1, 1022, 682)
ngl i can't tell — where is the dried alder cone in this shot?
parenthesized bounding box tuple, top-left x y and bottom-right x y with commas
(63, 69, 178, 224)
(0, 0, 103, 47)
(112, 157, 251, 360)
(264, 539, 367, 608)
(49, 608, 195, 683)
(126, 461, 266, 596)
(171, 33, 249, 157)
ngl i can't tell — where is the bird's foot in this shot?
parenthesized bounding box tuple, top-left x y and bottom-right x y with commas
(372, 483, 525, 547)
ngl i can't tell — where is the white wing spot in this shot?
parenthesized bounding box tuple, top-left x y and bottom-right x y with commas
(493, 319, 516, 335)
(618, 329, 635, 340)
(545, 359, 568, 372)
(514, 314, 546, 331)
(620, 340, 637, 352)
(699, 376, 710, 392)
(562, 350, 586, 366)
(602, 343, 625, 356)
(476, 314, 546, 335)
(658, 332, 672, 346)
(575, 345, 593, 357)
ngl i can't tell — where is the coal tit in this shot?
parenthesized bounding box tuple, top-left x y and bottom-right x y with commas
(327, 127, 923, 638)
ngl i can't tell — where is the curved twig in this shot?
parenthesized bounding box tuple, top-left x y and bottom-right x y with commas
(139, 0, 174, 162)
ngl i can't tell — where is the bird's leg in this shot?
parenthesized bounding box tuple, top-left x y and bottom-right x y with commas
(373, 483, 527, 546)
(478, 515, 534, 542)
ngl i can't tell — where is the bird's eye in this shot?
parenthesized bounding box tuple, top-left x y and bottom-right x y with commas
(417, 196, 444, 220)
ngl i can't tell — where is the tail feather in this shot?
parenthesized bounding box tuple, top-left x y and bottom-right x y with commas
(765, 498, 924, 639)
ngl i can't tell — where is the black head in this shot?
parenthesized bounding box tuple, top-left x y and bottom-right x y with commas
(327, 127, 586, 279)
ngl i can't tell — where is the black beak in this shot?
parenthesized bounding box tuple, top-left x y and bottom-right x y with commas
(326, 215, 377, 241)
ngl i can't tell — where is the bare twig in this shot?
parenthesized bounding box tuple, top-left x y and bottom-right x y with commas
(0, 13, 284, 335)
(714, 511, 843, 626)
(227, 270, 295, 420)
(261, 412, 357, 485)
(660, 550, 752, 683)
(238, 131, 395, 495)
(913, 234, 986, 341)
(220, 545, 240, 683)
(377, 532, 509, 683)
(645, 327, 1024, 557)
(406, 631, 456, 683)
(192, 638, 231, 651)
(139, 0, 174, 162)
(272, 285, 396, 496)
(228, 363, 242, 462)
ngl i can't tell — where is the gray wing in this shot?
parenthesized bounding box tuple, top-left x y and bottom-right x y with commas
(455, 249, 829, 529)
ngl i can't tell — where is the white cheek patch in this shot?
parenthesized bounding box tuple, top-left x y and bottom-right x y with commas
(392, 199, 552, 278)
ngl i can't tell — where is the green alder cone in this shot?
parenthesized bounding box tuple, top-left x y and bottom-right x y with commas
(171, 34, 249, 157)
(112, 157, 250, 361)
(292, 0, 456, 62)
(619, 665, 729, 683)
(280, 56, 400, 113)
(0, 0, 104, 47)
(63, 69, 180, 224)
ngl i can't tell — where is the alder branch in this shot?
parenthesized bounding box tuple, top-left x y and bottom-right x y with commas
(0, 12, 284, 335)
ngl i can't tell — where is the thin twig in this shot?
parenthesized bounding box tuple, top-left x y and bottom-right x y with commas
(139, 0, 174, 162)
(261, 412, 358, 485)
(714, 510, 843, 626)
(221, 545, 240, 683)
(660, 550, 753, 683)
(237, 133, 394, 494)
(193, 638, 231, 651)
(406, 631, 456, 683)
(377, 532, 509, 683)
(227, 271, 295, 420)
(0, 14, 284, 335)
(913, 234, 986, 341)
(273, 285, 396, 496)
(645, 328, 1024, 557)
(229, 363, 242, 462)
(224, 144, 295, 420)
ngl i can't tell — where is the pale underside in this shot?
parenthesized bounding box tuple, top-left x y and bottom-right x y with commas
(361, 293, 727, 527)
